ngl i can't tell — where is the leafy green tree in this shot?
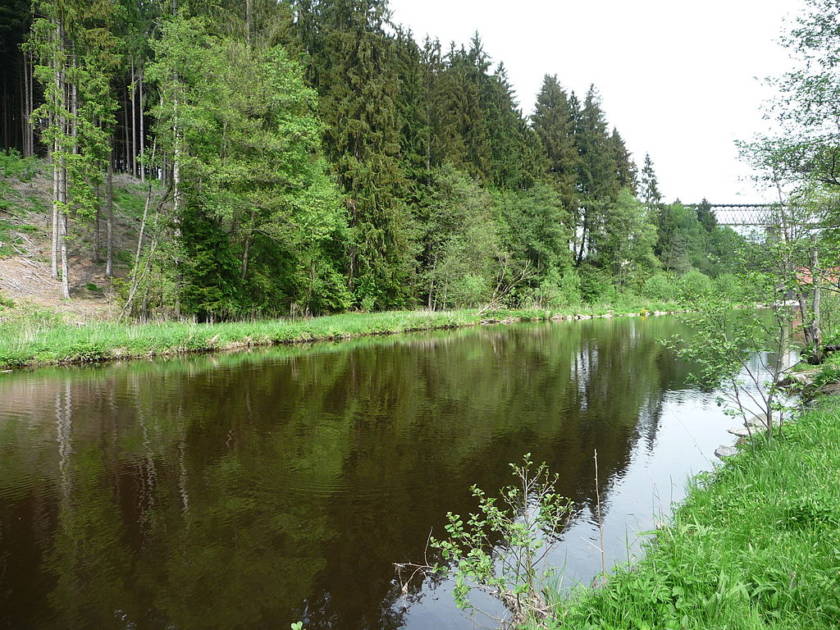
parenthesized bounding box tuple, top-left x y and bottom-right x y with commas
(739, 0, 839, 190)
(597, 189, 659, 288)
(655, 202, 707, 273)
(29, 0, 120, 298)
(695, 197, 717, 232)
(415, 166, 502, 309)
(146, 16, 349, 319)
(497, 182, 572, 282)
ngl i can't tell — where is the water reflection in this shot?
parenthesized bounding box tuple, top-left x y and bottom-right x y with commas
(0, 318, 734, 629)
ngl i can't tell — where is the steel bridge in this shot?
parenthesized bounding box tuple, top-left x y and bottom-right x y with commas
(682, 203, 783, 227)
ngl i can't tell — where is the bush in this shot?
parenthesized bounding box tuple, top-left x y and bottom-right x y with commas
(531, 269, 581, 308)
(678, 270, 714, 301)
(714, 273, 746, 301)
(642, 272, 678, 302)
(578, 265, 616, 304)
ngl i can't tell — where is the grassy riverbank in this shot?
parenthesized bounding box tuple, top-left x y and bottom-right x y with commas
(550, 394, 840, 630)
(0, 298, 681, 370)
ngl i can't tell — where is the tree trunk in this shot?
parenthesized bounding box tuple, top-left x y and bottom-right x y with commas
(60, 213, 70, 299)
(809, 243, 823, 363)
(106, 157, 114, 277)
(241, 207, 256, 280)
(51, 137, 60, 279)
(123, 86, 129, 172)
(139, 69, 145, 181)
(130, 59, 136, 177)
(246, 0, 253, 45)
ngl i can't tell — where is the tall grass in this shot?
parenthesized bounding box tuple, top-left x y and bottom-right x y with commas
(0, 300, 682, 370)
(547, 396, 840, 630)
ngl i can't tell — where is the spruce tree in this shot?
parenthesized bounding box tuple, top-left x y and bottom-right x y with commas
(531, 74, 578, 211)
(296, 0, 415, 309)
(574, 84, 619, 264)
(640, 153, 662, 209)
(610, 128, 636, 192)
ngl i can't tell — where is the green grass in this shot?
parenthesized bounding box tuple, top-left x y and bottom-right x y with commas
(0, 149, 41, 181)
(0, 219, 41, 257)
(547, 397, 840, 630)
(0, 300, 682, 370)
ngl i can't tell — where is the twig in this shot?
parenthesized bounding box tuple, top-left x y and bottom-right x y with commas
(594, 449, 606, 584)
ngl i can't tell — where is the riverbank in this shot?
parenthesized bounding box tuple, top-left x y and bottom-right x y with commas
(0, 300, 682, 370)
(549, 391, 840, 630)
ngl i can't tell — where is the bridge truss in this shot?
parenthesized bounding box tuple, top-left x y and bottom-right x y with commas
(683, 203, 782, 227)
(682, 202, 839, 230)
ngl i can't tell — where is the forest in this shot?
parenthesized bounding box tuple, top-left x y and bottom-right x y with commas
(1, 0, 748, 320)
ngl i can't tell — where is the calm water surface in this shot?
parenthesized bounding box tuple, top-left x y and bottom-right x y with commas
(0, 317, 740, 629)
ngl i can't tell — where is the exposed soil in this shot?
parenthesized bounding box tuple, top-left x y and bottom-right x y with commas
(0, 169, 143, 322)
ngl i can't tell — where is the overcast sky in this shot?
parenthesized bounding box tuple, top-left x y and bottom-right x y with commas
(388, 0, 804, 203)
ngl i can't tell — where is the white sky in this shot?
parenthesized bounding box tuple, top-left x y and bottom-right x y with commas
(388, 0, 804, 203)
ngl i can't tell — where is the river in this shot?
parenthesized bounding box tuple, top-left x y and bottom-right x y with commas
(0, 316, 741, 629)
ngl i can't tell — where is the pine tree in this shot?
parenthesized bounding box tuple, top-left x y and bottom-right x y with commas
(574, 84, 619, 264)
(531, 74, 578, 210)
(640, 153, 662, 209)
(287, 0, 415, 309)
(610, 128, 636, 192)
(695, 198, 717, 232)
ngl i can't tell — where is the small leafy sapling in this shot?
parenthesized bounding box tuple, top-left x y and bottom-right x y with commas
(396, 454, 573, 628)
(669, 283, 795, 438)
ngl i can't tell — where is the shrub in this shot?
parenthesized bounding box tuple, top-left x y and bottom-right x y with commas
(642, 272, 678, 302)
(579, 265, 615, 304)
(678, 270, 714, 301)
(531, 269, 581, 308)
(714, 273, 745, 301)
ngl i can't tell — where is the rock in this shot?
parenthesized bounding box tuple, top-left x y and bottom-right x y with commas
(727, 426, 752, 438)
(819, 382, 840, 396)
(745, 414, 781, 429)
(715, 445, 739, 459)
(778, 371, 815, 388)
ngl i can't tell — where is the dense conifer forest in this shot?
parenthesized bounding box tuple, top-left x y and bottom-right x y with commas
(0, 0, 746, 320)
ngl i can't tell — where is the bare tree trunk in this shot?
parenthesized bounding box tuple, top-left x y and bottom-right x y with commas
(241, 207, 256, 280)
(19, 55, 27, 156)
(95, 193, 101, 259)
(27, 50, 34, 157)
(173, 96, 181, 216)
(130, 58, 136, 177)
(138, 68, 145, 182)
(60, 213, 70, 299)
(122, 87, 129, 172)
(51, 137, 60, 278)
(106, 157, 114, 277)
(809, 243, 823, 362)
(246, 0, 253, 45)
(50, 18, 64, 279)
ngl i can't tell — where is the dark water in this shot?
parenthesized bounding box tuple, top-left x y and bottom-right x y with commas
(0, 317, 740, 630)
